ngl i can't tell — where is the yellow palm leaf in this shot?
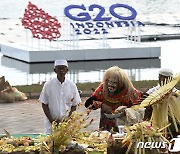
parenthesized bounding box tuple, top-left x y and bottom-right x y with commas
(140, 74, 180, 107)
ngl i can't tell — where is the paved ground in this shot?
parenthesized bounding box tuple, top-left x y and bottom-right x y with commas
(0, 97, 100, 135)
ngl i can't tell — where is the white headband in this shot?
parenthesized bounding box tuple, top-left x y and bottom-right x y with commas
(54, 59, 68, 68)
(159, 68, 173, 77)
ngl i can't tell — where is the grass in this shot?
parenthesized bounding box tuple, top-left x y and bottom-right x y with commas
(14, 80, 164, 94)
(15, 84, 44, 93)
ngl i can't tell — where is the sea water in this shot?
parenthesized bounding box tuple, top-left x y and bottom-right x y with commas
(0, 0, 180, 85)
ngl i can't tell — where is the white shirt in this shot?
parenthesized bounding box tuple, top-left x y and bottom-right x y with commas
(39, 77, 81, 134)
(146, 84, 179, 94)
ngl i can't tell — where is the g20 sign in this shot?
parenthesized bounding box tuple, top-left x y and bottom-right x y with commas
(64, 4, 144, 35)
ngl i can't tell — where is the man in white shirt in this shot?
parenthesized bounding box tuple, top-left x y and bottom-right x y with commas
(146, 68, 178, 94)
(39, 59, 81, 134)
(144, 68, 179, 120)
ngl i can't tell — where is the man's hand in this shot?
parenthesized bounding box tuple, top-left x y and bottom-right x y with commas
(52, 118, 61, 127)
(68, 106, 77, 117)
(54, 118, 61, 124)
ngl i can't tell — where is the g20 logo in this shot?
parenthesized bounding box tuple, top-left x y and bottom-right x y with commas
(64, 4, 144, 35)
(64, 4, 137, 21)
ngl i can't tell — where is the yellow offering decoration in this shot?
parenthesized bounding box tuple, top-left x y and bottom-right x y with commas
(0, 135, 42, 153)
(140, 74, 180, 133)
(140, 74, 180, 107)
(43, 110, 107, 153)
(122, 121, 170, 154)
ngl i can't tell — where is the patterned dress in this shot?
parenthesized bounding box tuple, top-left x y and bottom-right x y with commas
(85, 83, 142, 131)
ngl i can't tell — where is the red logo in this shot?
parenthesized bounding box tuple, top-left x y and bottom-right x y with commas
(22, 2, 61, 41)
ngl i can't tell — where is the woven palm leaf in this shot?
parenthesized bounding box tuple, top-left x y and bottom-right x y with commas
(140, 74, 180, 108)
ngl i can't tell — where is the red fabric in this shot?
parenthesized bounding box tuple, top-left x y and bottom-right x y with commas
(91, 84, 104, 101)
(22, 2, 61, 41)
(105, 120, 115, 128)
(93, 83, 143, 131)
(91, 83, 142, 106)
